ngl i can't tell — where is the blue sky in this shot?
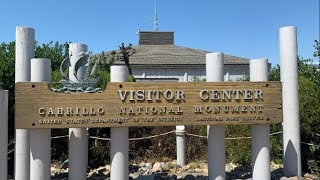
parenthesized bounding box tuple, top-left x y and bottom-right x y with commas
(1, 0, 319, 66)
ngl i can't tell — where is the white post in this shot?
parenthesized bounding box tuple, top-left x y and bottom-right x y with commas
(0, 90, 8, 180)
(250, 59, 270, 180)
(184, 72, 188, 82)
(68, 43, 88, 180)
(206, 53, 225, 180)
(280, 26, 302, 177)
(15, 26, 34, 180)
(30, 58, 51, 180)
(225, 72, 230, 82)
(176, 126, 186, 166)
(176, 73, 187, 166)
(110, 66, 129, 180)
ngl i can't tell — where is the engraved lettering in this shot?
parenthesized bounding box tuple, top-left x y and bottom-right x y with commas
(255, 89, 263, 100)
(119, 107, 126, 114)
(129, 90, 135, 101)
(222, 90, 231, 101)
(249, 105, 256, 113)
(151, 106, 157, 114)
(244, 90, 253, 100)
(205, 106, 212, 113)
(97, 107, 104, 114)
(232, 106, 239, 113)
(154, 90, 161, 100)
(163, 90, 173, 100)
(195, 106, 202, 113)
(176, 90, 185, 100)
(82, 108, 89, 115)
(211, 90, 220, 101)
(117, 90, 128, 101)
(146, 90, 153, 101)
(159, 106, 166, 114)
(129, 107, 134, 114)
(241, 105, 247, 112)
(136, 90, 145, 101)
(48, 108, 55, 115)
(66, 108, 73, 115)
(57, 108, 63, 115)
(39, 108, 45, 115)
(177, 106, 183, 113)
(200, 90, 209, 100)
(89, 108, 96, 115)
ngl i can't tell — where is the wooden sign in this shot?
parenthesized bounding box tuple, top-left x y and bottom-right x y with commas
(15, 82, 282, 129)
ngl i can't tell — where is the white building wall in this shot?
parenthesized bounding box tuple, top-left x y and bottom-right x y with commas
(133, 65, 249, 82)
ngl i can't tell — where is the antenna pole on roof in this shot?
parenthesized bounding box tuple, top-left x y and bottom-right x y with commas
(153, 0, 158, 31)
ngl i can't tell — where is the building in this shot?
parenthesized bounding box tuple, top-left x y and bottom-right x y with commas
(114, 31, 250, 82)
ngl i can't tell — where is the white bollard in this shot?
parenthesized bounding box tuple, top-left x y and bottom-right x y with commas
(250, 59, 270, 180)
(15, 26, 34, 180)
(30, 58, 51, 180)
(110, 66, 129, 180)
(184, 72, 188, 82)
(206, 52, 225, 180)
(68, 43, 88, 180)
(176, 126, 186, 166)
(280, 26, 302, 177)
(0, 90, 8, 180)
(176, 73, 187, 166)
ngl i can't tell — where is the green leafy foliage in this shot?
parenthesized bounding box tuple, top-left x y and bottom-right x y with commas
(35, 41, 69, 71)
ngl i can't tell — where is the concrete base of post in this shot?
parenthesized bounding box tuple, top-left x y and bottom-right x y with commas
(208, 126, 225, 180)
(252, 125, 270, 179)
(111, 128, 129, 180)
(0, 90, 8, 180)
(30, 129, 51, 180)
(69, 128, 88, 180)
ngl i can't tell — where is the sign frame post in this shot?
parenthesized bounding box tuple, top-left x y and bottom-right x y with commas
(110, 65, 129, 180)
(15, 26, 34, 180)
(207, 52, 225, 180)
(251, 58, 270, 179)
(0, 90, 8, 180)
(30, 58, 51, 180)
(280, 26, 302, 177)
(68, 43, 89, 180)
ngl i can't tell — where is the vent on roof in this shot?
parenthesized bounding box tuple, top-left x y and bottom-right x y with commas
(139, 31, 174, 45)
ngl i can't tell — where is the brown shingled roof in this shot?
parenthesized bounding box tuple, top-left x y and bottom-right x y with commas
(99, 31, 249, 65)
(126, 45, 249, 65)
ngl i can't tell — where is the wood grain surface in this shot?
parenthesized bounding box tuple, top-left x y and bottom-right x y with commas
(15, 82, 282, 129)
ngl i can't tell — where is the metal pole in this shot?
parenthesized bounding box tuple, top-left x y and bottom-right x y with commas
(30, 58, 51, 180)
(206, 52, 225, 180)
(110, 66, 129, 180)
(250, 59, 270, 179)
(68, 43, 88, 180)
(0, 90, 8, 180)
(15, 26, 34, 180)
(280, 26, 302, 177)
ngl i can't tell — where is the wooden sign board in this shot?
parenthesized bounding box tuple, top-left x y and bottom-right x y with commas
(15, 82, 282, 129)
